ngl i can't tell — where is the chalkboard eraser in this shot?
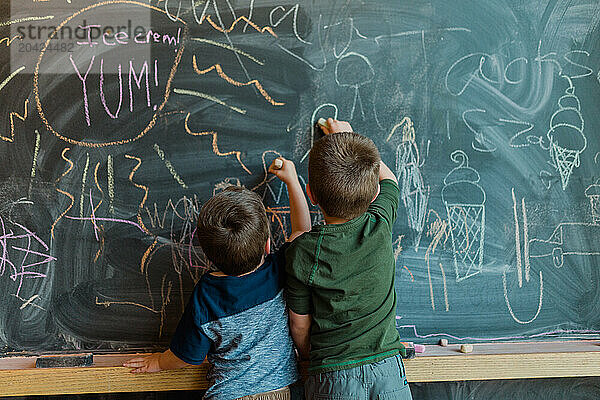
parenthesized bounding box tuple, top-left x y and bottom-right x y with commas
(439, 338, 449, 346)
(273, 158, 284, 170)
(35, 353, 93, 368)
(400, 342, 416, 359)
(460, 344, 473, 354)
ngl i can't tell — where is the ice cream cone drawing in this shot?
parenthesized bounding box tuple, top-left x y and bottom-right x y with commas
(547, 75, 586, 190)
(442, 150, 486, 282)
(394, 117, 430, 249)
(585, 182, 600, 224)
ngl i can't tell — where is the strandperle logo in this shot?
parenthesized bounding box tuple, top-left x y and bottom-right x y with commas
(10, 0, 153, 75)
(15, 19, 151, 41)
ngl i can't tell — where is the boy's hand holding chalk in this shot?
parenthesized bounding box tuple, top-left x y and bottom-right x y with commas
(269, 157, 299, 185)
(318, 118, 354, 135)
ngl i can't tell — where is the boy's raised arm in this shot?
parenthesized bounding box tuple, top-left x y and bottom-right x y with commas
(378, 160, 398, 184)
(269, 158, 311, 238)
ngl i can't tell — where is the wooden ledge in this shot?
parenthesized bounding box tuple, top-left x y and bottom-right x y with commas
(405, 341, 600, 382)
(1, 342, 599, 396)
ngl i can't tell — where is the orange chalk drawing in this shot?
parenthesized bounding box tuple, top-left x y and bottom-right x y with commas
(51, 148, 75, 239)
(93, 162, 105, 263)
(96, 258, 173, 338)
(192, 57, 285, 106)
(202, 14, 277, 37)
(94, 235, 105, 263)
(402, 265, 415, 282)
(141, 237, 159, 274)
(266, 206, 288, 241)
(96, 296, 157, 313)
(1, 99, 28, 143)
(264, 207, 320, 242)
(93, 162, 104, 213)
(184, 112, 251, 174)
(124, 154, 151, 234)
(0, 35, 21, 47)
(265, 206, 319, 241)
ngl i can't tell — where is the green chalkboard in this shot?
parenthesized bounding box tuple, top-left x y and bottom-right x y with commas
(0, 0, 599, 366)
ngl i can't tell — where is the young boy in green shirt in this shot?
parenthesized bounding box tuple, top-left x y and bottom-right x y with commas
(286, 119, 413, 399)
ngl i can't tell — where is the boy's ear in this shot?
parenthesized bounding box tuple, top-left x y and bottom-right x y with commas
(306, 183, 317, 206)
(371, 185, 380, 203)
(264, 237, 271, 255)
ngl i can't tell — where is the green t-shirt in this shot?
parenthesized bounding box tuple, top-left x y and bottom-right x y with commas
(285, 179, 403, 373)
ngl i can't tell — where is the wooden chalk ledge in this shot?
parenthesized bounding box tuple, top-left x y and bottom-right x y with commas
(1, 341, 600, 396)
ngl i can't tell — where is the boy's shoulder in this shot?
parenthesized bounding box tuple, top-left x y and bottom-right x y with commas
(193, 252, 286, 318)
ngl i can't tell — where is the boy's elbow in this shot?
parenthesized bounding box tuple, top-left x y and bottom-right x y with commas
(289, 310, 311, 332)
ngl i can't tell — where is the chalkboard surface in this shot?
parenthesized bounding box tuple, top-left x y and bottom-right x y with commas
(1, 0, 599, 357)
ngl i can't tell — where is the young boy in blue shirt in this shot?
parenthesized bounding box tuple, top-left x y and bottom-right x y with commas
(286, 119, 413, 399)
(125, 158, 310, 400)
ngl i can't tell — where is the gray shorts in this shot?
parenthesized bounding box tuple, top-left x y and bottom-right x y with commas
(305, 354, 413, 400)
(236, 386, 291, 400)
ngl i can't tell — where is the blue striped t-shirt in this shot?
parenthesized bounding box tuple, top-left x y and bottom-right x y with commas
(170, 245, 299, 399)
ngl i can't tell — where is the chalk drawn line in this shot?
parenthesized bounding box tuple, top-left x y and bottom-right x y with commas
(184, 113, 251, 174)
(174, 88, 246, 114)
(202, 14, 277, 37)
(51, 148, 75, 240)
(124, 154, 151, 234)
(192, 58, 285, 106)
(0, 15, 54, 27)
(503, 188, 543, 324)
(190, 38, 264, 65)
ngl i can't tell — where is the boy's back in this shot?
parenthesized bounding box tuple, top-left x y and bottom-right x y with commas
(285, 179, 402, 373)
(285, 122, 412, 399)
(171, 247, 298, 399)
(124, 181, 311, 400)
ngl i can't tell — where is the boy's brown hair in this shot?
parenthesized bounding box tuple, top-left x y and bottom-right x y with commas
(309, 132, 380, 220)
(196, 187, 269, 276)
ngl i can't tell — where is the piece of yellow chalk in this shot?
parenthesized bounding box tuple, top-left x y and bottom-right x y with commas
(460, 344, 473, 353)
(273, 158, 284, 169)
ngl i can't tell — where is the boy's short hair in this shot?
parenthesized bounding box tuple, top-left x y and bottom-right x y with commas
(309, 132, 380, 220)
(197, 187, 269, 276)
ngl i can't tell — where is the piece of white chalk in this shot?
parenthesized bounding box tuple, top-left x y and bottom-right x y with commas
(317, 118, 328, 128)
(414, 344, 426, 353)
(273, 158, 284, 169)
(439, 339, 448, 347)
(460, 344, 473, 353)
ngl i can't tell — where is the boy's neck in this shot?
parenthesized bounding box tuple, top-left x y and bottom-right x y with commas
(323, 215, 350, 225)
(209, 255, 265, 277)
